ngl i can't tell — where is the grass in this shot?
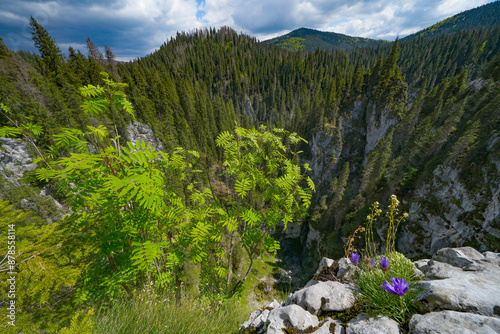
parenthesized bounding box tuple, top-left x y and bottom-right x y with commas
(90, 289, 251, 334)
(58, 252, 288, 334)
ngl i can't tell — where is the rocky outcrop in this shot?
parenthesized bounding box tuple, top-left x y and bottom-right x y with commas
(413, 247, 500, 317)
(126, 121, 164, 151)
(240, 247, 500, 334)
(0, 137, 37, 183)
(410, 311, 500, 334)
(363, 105, 398, 164)
(399, 165, 500, 257)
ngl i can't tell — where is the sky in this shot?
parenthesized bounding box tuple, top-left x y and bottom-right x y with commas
(0, 0, 496, 61)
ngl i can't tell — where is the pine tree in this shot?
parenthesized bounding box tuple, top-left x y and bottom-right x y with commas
(29, 16, 63, 77)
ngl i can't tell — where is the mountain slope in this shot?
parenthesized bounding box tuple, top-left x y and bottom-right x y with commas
(267, 1, 500, 52)
(402, 1, 500, 41)
(263, 27, 387, 52)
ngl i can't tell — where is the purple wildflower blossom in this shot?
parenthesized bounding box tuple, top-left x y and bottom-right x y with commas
(264, 286, 271, 293)
(380, 256, 389, 270)
(381, 277, 410, 296)
(351, 252, 360, 264)
(369, 259, 376, 268)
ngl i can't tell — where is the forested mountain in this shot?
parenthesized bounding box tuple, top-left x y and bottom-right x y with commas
(0, 11, 499, 332)
(267, 1, 500, 52)
(263, 27, 386, 52)
(402, 0, 500, 41)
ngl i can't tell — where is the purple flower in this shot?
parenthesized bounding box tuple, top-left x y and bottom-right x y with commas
(351, 253, 360, 265)
(264, 286, 271, 294)
(369, 259, 376, 268)
(381, 277, 410, 296)
(380, 257, 389, 270)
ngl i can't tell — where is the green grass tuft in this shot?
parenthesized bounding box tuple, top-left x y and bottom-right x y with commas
(91, 289, 250, 334)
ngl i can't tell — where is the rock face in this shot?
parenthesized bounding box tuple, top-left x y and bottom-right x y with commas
(126, 121, 164, 151)
(0, 137, 36, 183)
(399, 165, 500, 257)
(298, 81, 500, 261)
(240, 246, 500, 334)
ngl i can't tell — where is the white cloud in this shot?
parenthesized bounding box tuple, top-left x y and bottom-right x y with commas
(436, 0, 490, 16)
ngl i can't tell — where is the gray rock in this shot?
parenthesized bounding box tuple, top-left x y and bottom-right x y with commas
(483, 252, 500, 264)
(414, 248, 500, 316)
(413, 259, 431, 271)
(315, 257, 335, 275)
(410, 311, 500, 334)
(337, 258, 357, 281)
(286, 280, 355, 315)
(126, 121, 164, 151)
(0, 137, 36, 182)
(346, 314, 400, 334)
(265, 304, 319, 334)
(239, 299, 280, 332)
(432, 247, 485, 268)
(313, 318, 344, 334)
(267, 299, 281, 310)
(240, 309, 268, 332)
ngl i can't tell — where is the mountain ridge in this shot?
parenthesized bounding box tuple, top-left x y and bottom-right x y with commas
(265, 1, 500, 51)
(263, 27, 387, 52)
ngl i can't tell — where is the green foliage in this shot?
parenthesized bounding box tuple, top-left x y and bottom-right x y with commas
(59, 309, 94, 334)
(80, 72, 134, 119)
(0, 190, 82, 333)
(215, 125, 314, 292)
(275, 37, 306, 52)
(4, 74, 314, 312)
(29, 16, 63, 76)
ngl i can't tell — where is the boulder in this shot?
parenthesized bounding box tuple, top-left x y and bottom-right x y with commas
(240, 309, 269, 332)
(264, 304, 319, 334)
(239, 299, 280, 332)
(414, 248, 500, 316)
(337, 257, 357, 281)
(346, 314, 400, 334)
(285, 280, 355, 315)
(432, 247, 485, 268)
(410, 311, 500, 334)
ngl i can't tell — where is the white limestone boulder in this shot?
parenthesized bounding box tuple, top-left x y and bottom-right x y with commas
(264, 304, 319, 334)
(345, 314, 400, 334)
(410, 311, 500, 334)
(285, 280, 355, 315)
